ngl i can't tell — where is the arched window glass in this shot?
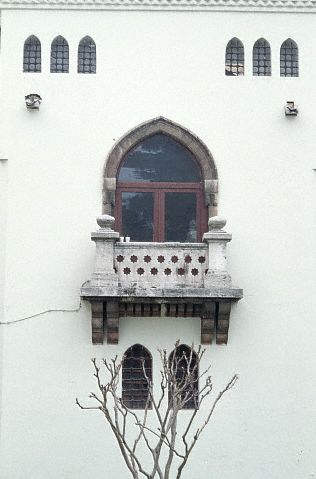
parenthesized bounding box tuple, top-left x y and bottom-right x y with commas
(253, 38, 271, 76)
(225, 38, 244, 76)
(78, 36, 96, 74)
(122, 344, 152, 409)
(168, 345, 198, 409)
(280, 39, 298, 77)
(116, 133, 207, 242)
(118, 134, 201, 183)
(50, 36, 69, 73)
(23, 35, 41, 73)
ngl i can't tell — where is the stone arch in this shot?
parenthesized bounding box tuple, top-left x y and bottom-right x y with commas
(103, 117, 218, 218)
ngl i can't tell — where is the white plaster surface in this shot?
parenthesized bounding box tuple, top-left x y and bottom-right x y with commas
(0, 7, 316, 479)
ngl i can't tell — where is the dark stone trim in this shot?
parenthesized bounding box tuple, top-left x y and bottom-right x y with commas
(201, 302, 216, 344)
(91, 301, 104, 344)
(216, 302, 231, 344)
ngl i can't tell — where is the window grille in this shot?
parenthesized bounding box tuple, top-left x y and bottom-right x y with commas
(280, 39, 298, 77)
(253, 38, 271, 76)
(225, 38, 244, 76)
(23, 35, 41, 73)
(168, 345, 198, 409)
(50, 36, 69, 73)
(78, 36, 96, 74)
(122, 344, 152, 409)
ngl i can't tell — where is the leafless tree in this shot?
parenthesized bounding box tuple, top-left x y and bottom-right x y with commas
(76, 341, 237, 479)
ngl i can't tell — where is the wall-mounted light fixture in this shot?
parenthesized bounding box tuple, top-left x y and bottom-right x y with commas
(284, 101, 298, 117)
(25, 94, 42, 110)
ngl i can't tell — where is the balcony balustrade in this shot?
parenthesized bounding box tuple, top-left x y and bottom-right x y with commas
(81, 215, 242, 345)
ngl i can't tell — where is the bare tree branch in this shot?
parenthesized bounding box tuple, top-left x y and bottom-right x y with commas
(77, 342, 237, 479)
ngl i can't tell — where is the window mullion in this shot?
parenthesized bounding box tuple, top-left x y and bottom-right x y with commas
(153, 190, 161, 242)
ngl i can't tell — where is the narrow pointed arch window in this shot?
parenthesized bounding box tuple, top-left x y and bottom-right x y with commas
(225, 38, 244, 76)
(168, 345, 198, 409)
(115, 133, 207, 242)
(280, 39, 298, 77)
(78, 36, 96, 74)
(253, 38, 271, 76)
(122, 344, 152, 409)
(23, 35, 41, 73)
(50, 36, 69, 73)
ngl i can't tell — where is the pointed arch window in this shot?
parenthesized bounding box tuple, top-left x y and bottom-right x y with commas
(168, 345, 198, 409)
(122, 344, 152, 409)
(23, 35, 41, 73)
(78, 36, 96, 74)
(280, 39, 298, 77)
(50, 36, 69, 73)
(115, 133, 208, 242)
(225, 38, 244, 76)
(253, 38, 271, 76)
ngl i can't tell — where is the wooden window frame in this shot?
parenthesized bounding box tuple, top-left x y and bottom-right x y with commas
(115, 182, 207, 242)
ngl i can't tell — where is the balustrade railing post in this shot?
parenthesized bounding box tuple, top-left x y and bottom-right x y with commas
(202, 217, 232, 287)
(91, 215, 119, 288)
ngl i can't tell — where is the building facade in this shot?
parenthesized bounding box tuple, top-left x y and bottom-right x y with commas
(0, 0, 316, 477)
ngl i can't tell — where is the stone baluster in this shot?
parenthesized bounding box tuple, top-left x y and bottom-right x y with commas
(91, 215, 119, 288)
(202, 216, 232, 288)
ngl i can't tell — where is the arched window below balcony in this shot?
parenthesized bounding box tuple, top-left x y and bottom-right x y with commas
(122, 344, 152, 409)
(168, 344, 198, 409)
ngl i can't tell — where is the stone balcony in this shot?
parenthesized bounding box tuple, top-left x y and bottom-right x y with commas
(81, 215, 243, 345)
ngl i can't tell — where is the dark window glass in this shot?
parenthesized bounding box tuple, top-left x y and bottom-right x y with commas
(51, 36, 69, 73)
(122, 192, 154, 241)
(23, 35, 41, 73)
(122, 344, 152, 409)
(118, 134, 201, 183)
(165, 193, 197, 242)
(280, 39, 298, 77)
(168, 345, 198, 410)
(78, 36, 96, 74)
(225, 37, 244, 76)
(253, 38, 271, 76)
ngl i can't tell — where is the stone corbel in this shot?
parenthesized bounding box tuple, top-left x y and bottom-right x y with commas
(216, 302, 231, 344)
(106, 300, 119, 344)
(200, 301, 233, 345)
(91, 301, 104, 344)
(90, 300, 120, 344)
(201, 302, 216, 344)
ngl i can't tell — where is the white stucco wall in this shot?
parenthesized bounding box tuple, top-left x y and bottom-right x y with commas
(0, 6, 316, 478)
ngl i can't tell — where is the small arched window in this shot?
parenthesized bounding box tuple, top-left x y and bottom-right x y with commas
(253, 38, 271, 76)
(168, 345, 198, 409)
(78, 36, 96, 74)
(225, 38, 244, 76)
(23, 35, 41, 73)
(50, 36, 69, 73)
(115, 133, 207, 242)
(280, 39, 298, 77)
(122, 344, 152, 409)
